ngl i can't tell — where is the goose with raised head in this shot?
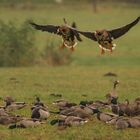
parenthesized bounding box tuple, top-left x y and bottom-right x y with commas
(106, 80, 119, 105)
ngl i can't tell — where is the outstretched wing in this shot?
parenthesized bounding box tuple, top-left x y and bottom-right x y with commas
(76, 30, 97, 41)
(72, 29, 82, 41)
(109, 17, 140, 39)
(70, 22, 82, 41)
(30, 22, 61, 35)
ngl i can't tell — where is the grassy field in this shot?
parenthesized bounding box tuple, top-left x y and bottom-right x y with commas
(0, 2, 140, 140)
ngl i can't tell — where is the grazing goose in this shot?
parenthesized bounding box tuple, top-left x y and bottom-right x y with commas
(106, 117, 119, 125)
(111, 99, 140, 116)
(84, 103, 101, 114)
(74, 17, 140, 54)
(65, 116, 88, 126)
(97, 111, 118, 123)
(50, 115, 87, 127)
(115, 118, 130, 129)
(127, 117, 140, 128)
(0, 115, 21, 125)
(124, 100, 140, 116)
(31, 106, 50, 120)
(59, 106, 77, 116)
(53, 99, 77, 110)
(30, 18, 82, 51)
(9, 119, 43, 129)
(0, 108, 9, 116)
(79, 100, 101, 112)
(93, 100, 108, 108)
(4, 97, 26, 111)
(66, 106, 91, 119)
(83, 106, 98, 115)
(111, 99, 129, 116)
(59, 105, 91, 119)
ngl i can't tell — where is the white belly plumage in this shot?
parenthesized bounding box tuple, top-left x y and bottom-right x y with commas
(62, 39, 77, 48)
(99, 43, 116, 51)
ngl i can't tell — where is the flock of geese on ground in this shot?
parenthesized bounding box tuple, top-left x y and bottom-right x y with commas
(0, 80, 140, 130)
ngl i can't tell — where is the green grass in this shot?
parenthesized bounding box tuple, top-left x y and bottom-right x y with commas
(0, 2, 140, 140)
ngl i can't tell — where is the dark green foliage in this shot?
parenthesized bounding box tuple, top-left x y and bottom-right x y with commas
(0, 20, 37, 67)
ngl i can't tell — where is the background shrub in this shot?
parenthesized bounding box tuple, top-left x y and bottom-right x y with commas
(41, 41, 72, 66)
(0, 20, 37, 67)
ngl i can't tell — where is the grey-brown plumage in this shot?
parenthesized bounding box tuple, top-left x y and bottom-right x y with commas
(128, 117, 140, 128)
(106, 80, 119, 105)
(75, 17, 140, 54)
(115, 118, 130, 129)
(50, 115, 88, 127)
(4, 96, 26, 111)
(52, 99, 77, 111)
(9, 119, 43, 129)
(111, 99, 140, 117)
(97, 111, 117, 122)
(30, 19, 82, 51)
(0, 115, 21, 125)
(31, 106, 50, 120)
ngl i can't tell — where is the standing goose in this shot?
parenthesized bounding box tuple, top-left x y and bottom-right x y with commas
(74, 17, 140, 54)
(30, 18, 82, 51)
(106, 80, 119, 105)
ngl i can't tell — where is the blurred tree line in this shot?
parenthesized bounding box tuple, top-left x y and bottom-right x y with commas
(0, 0, 140, 4)
(0, 0, 139, 10)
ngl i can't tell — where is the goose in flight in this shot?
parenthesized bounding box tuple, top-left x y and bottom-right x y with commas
(30, 18, 82, 51)
(75, 17, 140, 54)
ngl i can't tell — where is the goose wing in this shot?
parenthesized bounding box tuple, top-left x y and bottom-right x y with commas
(109, 17, 140, 39)
(30, 22, 61, 35)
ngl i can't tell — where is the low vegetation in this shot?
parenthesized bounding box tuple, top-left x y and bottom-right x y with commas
(41, 41, 72, 66)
